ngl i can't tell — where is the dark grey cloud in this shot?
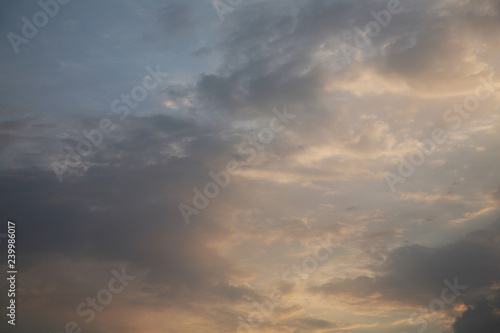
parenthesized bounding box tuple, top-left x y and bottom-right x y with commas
(160, 1, 194, 38)
(286, 316, 341, 331)
(311, 222, 500, 306)
(0, 120, 27, 132)
(0, 111, 264, 332)
(192, 46, 212, 58)
(453, 292, 500, 333)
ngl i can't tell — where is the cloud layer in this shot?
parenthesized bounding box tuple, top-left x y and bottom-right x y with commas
(0, 0, 499, 332)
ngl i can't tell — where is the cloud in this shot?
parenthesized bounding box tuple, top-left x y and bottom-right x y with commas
(1, 0, 500, 332)
(285, 316, 341, 331)
(453, 292, 500, 333)
(311, 222, 500, 307)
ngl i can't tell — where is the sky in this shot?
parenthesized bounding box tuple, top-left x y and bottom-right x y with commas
(0, 0, 500, 332)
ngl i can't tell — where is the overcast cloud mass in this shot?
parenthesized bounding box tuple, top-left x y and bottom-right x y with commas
(0, 0, 499, 332)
